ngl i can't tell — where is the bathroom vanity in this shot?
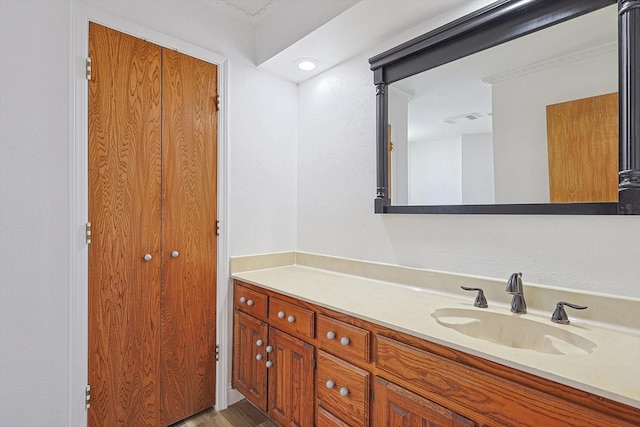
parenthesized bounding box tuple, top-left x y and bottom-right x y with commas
(231, 253, 640, 427)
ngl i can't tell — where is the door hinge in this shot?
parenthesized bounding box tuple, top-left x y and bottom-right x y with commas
(216, 220, 220, 236)
(313, 357, 317, 370)
(215, 344, 220, 362)
(85, 384, 91, 409)
(86, 222, 92, 244)
(86, 57, 92, 81)
(216, 95, 220, 112)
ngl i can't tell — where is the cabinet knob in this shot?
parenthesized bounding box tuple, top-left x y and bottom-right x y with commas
(325, 380, 335, 389)
(256, 354, 263, 361)
(239, 296, 247, 303)
(326, 331, 336, 340)
(266, 345, 273, 353)
(339, 387, 349, 397)
(171, 250, 179, 258)
(256, 339, 263, 347)
(266, 361, 273, 368)
(277, 311, 285, 319)
(247, 299, 254, 306)
(143, 254, 152, 262)
(340, 336, 350, 346)
(287, 315, 295, 323)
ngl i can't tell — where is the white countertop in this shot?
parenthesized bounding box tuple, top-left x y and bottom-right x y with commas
(232, 262, 640, 409)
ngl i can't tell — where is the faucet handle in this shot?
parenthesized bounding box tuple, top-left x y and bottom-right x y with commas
(506, 272, 523, 294)
(461, 286, 488, 308)
(551, 301, 588, 324)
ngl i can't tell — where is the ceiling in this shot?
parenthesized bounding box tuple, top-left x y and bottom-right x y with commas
(202, 0, 472, 83)
(201, 0, 282, 25)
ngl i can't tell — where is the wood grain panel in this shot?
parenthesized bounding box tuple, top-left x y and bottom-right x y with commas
(317, 408, 352, 427)
(547, 92, 618, 203)
(268, 327, 314, 427)
(373, 377, 476, 427)
(376, 335, 636, 427)
(160, 49, 218, 426)
(232, 311, 268, 411)
(268, 297, 314, 338)
(235, 283, 269, 320)
(317, 314, 370, 363)
(316, 350, 369, 427)
(88, 22, 162, 427)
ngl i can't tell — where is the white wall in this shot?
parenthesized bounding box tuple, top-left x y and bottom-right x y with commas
(0, 1, 298, 425)
(409, 136, 462, 205)
(297, 6, 640, 301)
(388, 86, 409, 204)
(0, 1, 72, 425)
(462, 133, 495, 204)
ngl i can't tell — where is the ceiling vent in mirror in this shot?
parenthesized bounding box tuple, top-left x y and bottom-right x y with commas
(443, 112, 483, 125)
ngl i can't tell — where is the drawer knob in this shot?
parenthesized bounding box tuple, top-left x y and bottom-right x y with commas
(256, 354, 263, 361)
(287, 315, 296, 323)
(247, 299, 254, 306)
(326, 331, 336, 340)
(256, 339, 263, 347)
(266, 345, 273, 353)
(266, 360, 273, 368)
(339, 387, 349, 397)
(340, 336, 350, 346)
(239, 296, 247, 303)
(277, 311, 285, 319)
(325, 380, 335, 389)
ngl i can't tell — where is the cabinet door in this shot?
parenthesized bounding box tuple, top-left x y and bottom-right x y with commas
(268, 327, 315, 427)
(233, 311, 269, 411)
(373, 377, 476, 427)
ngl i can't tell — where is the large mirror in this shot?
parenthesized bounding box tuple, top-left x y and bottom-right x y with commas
(370, 0, 640, 215)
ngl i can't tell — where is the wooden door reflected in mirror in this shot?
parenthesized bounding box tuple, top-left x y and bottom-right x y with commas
(546, 92, 618, 203)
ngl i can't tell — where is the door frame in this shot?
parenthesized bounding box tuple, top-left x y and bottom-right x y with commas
(70, 3, 231, 426)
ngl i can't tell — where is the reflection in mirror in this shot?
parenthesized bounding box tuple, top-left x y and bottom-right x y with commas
(388, 4, 617, 206)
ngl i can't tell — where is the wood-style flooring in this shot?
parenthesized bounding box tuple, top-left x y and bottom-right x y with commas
(169, 400, 278, 427)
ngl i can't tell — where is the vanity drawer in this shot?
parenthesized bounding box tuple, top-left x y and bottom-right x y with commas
(317, 407, 351, 427)
(316, 350, 370, 427)
(268, 297, 314, 338)
(317, 314, 370, 363)
(234, 283, 268, 320)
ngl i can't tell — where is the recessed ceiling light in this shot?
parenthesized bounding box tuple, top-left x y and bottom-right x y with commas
(295, 58, 318, 71)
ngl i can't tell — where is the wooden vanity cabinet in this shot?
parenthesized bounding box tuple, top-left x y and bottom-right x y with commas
(232, 284, 315, 426)
(232, 280, 640, 427)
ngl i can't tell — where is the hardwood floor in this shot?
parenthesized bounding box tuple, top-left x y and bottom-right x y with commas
(168, 400, 278, 427)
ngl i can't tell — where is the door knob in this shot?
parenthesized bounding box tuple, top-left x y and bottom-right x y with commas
(144, 254, 152, 262)
(171, 251, 179, 258)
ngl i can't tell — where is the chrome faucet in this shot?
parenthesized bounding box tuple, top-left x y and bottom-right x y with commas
(551, 301, 588, 324)
(506, 272, 527, 314)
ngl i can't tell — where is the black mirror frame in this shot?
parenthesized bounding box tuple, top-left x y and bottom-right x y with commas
(370, 0, 640, 215)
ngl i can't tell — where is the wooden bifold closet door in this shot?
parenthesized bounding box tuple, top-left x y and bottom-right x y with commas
(88, 23, 217, 427)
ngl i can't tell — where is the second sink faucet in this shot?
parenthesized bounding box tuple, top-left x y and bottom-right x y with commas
(506, 272, 527, 314)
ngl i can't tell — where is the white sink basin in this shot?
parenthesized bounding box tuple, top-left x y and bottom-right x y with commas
(432, 308, 596, 355)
